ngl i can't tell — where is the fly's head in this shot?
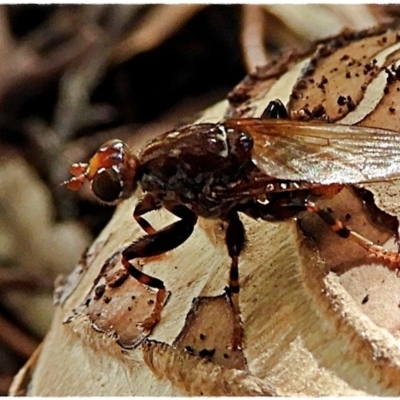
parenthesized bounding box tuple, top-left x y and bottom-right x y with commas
(66, 139, 139, 204)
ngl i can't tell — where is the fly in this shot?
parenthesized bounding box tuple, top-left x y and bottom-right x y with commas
(66, 99, 400, 350)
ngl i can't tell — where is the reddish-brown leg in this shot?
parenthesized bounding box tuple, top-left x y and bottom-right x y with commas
(225, 212, 246, 350)
(133, 193, 162, 234)
(305, 201, 400, 268)
(122, 205, 197, 332)
(253, 196, 400, 269)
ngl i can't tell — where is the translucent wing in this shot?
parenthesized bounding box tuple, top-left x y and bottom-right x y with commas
(224, 119, 400, 185)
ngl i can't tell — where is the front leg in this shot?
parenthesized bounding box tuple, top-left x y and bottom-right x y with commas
(133, 193, 162, 234)
(122, 205, 197, 332)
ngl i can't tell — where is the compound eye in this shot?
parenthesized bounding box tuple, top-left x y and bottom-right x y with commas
(91, 168, 122, 203)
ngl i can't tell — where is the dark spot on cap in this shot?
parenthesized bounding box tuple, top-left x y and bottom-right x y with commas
(184, 346, 195, 355)
(199, 348, 216, 358)
(94, 284, 106, 299)
(337, 95, 346, 106)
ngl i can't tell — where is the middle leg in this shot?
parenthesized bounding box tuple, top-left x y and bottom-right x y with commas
(225, 211, 246, 350)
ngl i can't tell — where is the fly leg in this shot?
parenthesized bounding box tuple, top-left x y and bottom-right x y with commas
(122, 205, 197, 332)
(112, 194, 163, 284)
(254, 197, 400, 269)
(133, 193, 162, 234)
(305, 201, 400, 269)
(225, 212, 246, 350)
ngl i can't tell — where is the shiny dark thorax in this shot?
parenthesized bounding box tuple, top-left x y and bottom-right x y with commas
(137, 123, 261, 218)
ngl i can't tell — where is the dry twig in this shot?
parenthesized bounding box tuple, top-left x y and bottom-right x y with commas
(113, 4, 208, 64)
(0, 314, 39, 359)
(241, 5, 269, 72)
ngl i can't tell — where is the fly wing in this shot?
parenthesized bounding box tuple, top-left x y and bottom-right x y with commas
(225, 119, 400, 185)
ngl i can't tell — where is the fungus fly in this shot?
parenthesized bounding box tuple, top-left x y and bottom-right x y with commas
(66, 100, 400, 349)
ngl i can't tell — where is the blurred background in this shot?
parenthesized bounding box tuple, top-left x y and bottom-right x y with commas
(0, 3, 397, 394)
